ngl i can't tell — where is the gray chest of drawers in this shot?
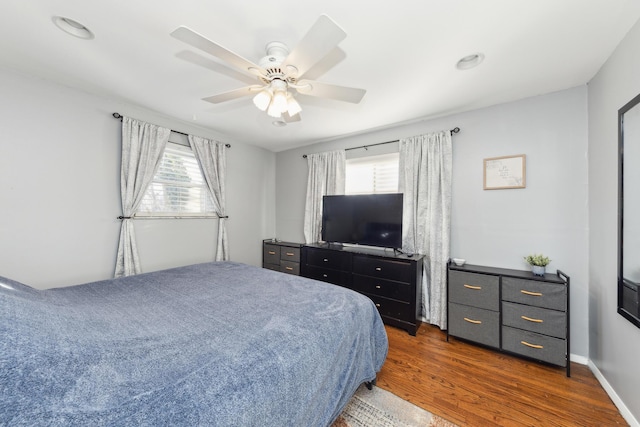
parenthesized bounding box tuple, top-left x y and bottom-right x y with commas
(447, 263, 570, 376)
(262, 239, 303, 275)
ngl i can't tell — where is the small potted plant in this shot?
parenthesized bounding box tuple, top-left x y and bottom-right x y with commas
(524, 254, 551, 276)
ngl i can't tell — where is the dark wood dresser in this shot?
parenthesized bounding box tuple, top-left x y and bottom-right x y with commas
(301, 243, 424, 335)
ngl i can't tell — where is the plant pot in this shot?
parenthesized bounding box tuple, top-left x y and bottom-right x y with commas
(531, 265, 546, 276)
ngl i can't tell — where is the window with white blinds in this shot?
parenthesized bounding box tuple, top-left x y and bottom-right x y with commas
(136, 143, 215, 217)
(345, 152, 399, 194)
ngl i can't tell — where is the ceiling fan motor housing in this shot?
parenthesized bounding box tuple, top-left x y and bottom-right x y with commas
(258, 41, 298, 84)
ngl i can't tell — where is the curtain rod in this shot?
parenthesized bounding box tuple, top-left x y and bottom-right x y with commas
(302, 127, 460, 158)
(112, 113, 231, 148)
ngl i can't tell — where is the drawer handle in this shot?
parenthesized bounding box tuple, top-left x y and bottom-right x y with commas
(463, 317, 482, 324)
(285, 252, 295, 256)
(463, 284, 482, 290)
(375, 267, 382, 271)
(268, 251, 276, 255)
(521, 341, 544, 349)
(521, 290, 543, 297)
(285, 267, 293, 271)
(323, 258, 329, 262)
(375, 303, 381, 307)
(521, 315, 543, 323)
(375, 285, 381, 289)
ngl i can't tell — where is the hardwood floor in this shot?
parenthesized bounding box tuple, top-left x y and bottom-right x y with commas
(376, 324, 627, 427)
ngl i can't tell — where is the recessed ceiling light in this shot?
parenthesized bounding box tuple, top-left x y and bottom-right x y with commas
(272, 120, 287, 127)
(52, 16, 94, 40)
(456, 53, 484, 70)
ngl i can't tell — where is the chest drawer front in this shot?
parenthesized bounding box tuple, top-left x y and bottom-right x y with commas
(263, 263, 280, 272)
(263, 244, 281, 264)
(502, 278, 566, 311)
(502, 301, 566, 339)
(368, 294, 412, 322)
(305, 248, 351, 270)
(352, 274, 411, 302)
(449, 302, 500, 348)
(449, 271, 499, 311)
(280, 260, 300, 275)
(502, 326, 566, 367)
(280, 246, 301, 262)
(304, 265, 350, 286)
(353, 255, 412, 283)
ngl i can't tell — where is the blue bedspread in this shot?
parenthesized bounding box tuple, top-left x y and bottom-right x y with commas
(0, 262, 388, 426)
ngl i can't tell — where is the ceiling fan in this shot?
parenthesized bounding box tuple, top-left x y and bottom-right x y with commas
(170, 15, 366, 121)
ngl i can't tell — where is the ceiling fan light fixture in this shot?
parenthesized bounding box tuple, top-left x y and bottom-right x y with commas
(267, 100, 282, 118)
(272, 90, 289, 113)
(253, 89, 272, 111)
(286, 94, 302, 117)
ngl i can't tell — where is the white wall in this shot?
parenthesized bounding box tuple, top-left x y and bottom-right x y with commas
(275, 87, 590, 358)
(0, 66, 276, 289)
(588, 18, 640, 424)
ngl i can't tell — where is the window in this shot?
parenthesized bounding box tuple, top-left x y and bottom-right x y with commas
(345, 152, 399, 194)
(136, 143, 215, 217)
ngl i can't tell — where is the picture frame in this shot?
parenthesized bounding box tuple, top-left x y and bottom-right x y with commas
(483, 154, 526, 190)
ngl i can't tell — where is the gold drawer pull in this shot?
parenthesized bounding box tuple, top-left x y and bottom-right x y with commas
(375, 267, 382, 271)
(521, 315, 543, 323)
(268, 251, 276, 255)
(521, 341, 544, 349)
(463, 317, 482, 324)
(464, 284, 482, 290)
(375, 285, 381, 289)
(285, 252, 295, 256)
(285, 267, 293, 271)
(375, 303, 381, 307)
(521, 290, 543, 297)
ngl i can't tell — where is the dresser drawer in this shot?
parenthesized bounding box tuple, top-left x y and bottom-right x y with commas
(280, 260, 300, 275)
(448, 271, 499, 311)
(448, 302, 500, 348)
(502, 326, 566, 367)
(353, 255, 412, 283)
(280, 247, 301, 263)
(263, 244, 281, 265)
(368, 294, 412, 322)
(305, 248, 351, 270)
(502, 277, 566, 311)
(352, 274, 412, 302)
(502, 301, 566, 339)
(304, 265, 351, 286)
(263, 263, 280, 272)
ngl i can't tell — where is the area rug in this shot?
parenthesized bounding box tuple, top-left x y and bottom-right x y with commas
(332, 384, 458, 427)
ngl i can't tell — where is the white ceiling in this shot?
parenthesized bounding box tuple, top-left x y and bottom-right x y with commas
(2, 1, 639, 152)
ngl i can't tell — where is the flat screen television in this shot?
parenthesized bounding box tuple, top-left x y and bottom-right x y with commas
(321, 193, 403, 249)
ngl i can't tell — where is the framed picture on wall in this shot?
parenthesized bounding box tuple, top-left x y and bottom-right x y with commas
(483, 154, 526, 190)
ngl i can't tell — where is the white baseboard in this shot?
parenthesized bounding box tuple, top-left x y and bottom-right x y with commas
(569, 353, 588, 365)
(588, 360, 639, 427)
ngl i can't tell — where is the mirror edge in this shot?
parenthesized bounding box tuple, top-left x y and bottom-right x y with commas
(618, 92, 640, 329)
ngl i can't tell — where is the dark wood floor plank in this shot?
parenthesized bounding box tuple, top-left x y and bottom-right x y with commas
(376, 324, 628, 427)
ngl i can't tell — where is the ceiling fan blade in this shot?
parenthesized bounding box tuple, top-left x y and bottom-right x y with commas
(283, 112, 301, 123)
(202, 85, 263, 104)
(281, 15, 347, 79)
(171, 26, 265, 77)
(295, 80, 366, 104)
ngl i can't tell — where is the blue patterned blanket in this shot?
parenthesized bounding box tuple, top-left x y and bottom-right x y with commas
(0, 262, 388, 426)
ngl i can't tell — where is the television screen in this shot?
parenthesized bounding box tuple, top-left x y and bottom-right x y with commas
(321, 193, 403, 249)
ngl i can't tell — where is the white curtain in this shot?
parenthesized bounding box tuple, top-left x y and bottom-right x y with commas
(188, 135, 229, 261)
(399, 130, 452, 328)
(303, 150, 346, 244)
(115, 117, 170, 277)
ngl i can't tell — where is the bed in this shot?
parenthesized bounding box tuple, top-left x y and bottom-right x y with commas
(0, 261, 388, 426)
